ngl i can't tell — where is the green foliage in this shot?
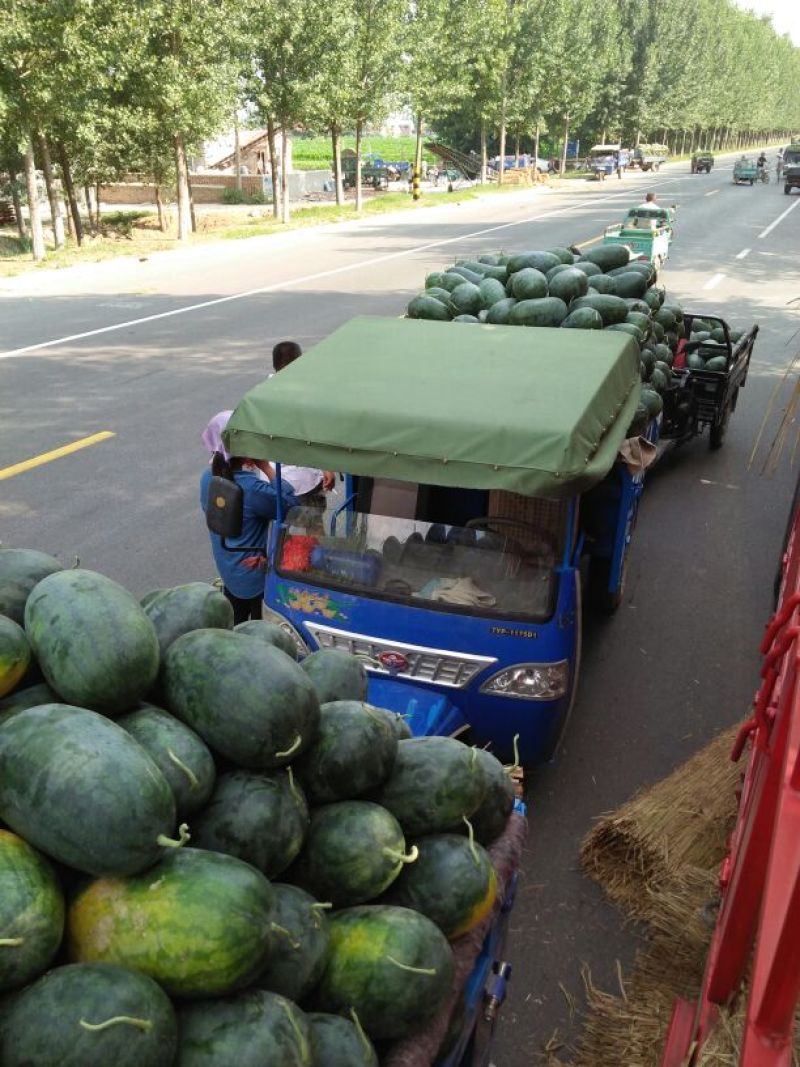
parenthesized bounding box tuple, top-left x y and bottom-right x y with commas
(221, 186, 265, 205)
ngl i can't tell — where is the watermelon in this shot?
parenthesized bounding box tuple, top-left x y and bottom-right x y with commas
(580, 244, 631, 270)
(163, 629, 320, 768)
(626, 311, 652, 337)
(569, 294, 629, 326)
(654, 359, 673, 384)
(687, 352, 705, 370)
(455, 259, 507, 282)
(257, 884, 331, 1002)
(69, 849, 275, 997)
(588, 273, 618, 295)
(649, 367, 668, 392)
(0, 963, 177, 1067)
(606, 323, 643, 343)
(425, 286, 454, 305)
(370, 706, 413, 740)
(546, 263, 572, 281)
(315, 905, 454, 1041)
(655, 307, 677, 331)
(293, 701, 397, 804)
(0, 548, 62, 626)
(547, 267, 589, 303)
(485, 298, 517, 324)
(287, 801, 415, 908)
(662, 303, 683, 322)
(177, 990, 311, 1067)
(506, 251, 560, 274)
(24, 570, 159, 715)
(510, 268, 548, 301)
(117, 703, 216, 818)
(0, 830, 64, 991)
(613, 271, 649, 298)
(0, 681, 58, 724)
(572, 260, 603, 278)
(561, 307, 603, 330)
(448, 265, 484, 285)
(384, 833, 497, 939)
(191, 769, 309, 879)
(0, 703, 179, 876)
(508, 297, 568, 327)
(641, 389, 664, 417)
(424, 272, 446, 289)
(142, 582, 233, 656)
(640, 350, 657, 376)
(301, 649, 367, 704)
(0, 617, 30, 699)
(468, 748, 515, 845)
(234, 619, 297, 659)
(644, 287, 664, 311)
(546, 247, 575, 265)
(705, 355, 728, 372)
(478, 277, 507, 309)
(406, 295, 450, 321)
(307, 1013, 379, 1067)
(626, 298, 652, 316)
(373, 737, 487, 836)
(436, 273, 469, 293)
(448, 282, 482, 316)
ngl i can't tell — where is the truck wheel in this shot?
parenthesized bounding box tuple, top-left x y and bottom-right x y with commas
(786, 185, 791, 195)
(709, 402, 732, 450)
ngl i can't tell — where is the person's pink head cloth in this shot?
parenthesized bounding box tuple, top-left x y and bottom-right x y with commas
(201, 410, 233, 461)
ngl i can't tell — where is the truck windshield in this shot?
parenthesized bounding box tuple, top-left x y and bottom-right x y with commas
(785, 149, 800, 166)
(276, 494, 566, 622)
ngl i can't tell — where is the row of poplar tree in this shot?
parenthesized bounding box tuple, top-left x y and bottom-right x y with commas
(2, 0, 799, 260)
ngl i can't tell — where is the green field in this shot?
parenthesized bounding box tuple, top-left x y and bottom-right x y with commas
(292, 134, 435, 171)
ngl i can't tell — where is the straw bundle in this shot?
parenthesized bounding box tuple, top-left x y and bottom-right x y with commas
(580, 725, 741, 922)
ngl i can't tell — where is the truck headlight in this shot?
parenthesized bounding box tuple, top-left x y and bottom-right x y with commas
(261, 606, 309, 658)
(479, 661, 569, 700)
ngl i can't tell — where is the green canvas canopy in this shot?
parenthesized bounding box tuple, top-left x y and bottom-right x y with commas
(224, 316, 641, 499)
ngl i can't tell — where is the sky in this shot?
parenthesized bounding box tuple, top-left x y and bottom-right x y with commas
(732, 0, 800, 44)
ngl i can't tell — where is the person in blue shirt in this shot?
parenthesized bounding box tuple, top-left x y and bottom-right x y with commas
(200, 413, 297, 623)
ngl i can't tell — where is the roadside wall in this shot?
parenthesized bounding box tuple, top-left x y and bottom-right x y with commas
(99, 170, 331, 205)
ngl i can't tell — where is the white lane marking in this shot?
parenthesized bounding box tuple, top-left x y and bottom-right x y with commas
(758, 198, 800, 239)
(735, 248, 751, 259)
(700, 479, 739, 489)
(705, 189, 720, 197)
(0, 178, 689, 360)
(703, 273, 725, 290)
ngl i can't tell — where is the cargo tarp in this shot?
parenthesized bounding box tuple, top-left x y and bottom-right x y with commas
(224, 316, 641, 499)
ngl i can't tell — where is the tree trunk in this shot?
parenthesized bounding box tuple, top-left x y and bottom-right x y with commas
(95, 182, 102, 228)
(355, 120, 363, 211)
(480, 120, 487, 183)
(414, 112, 424, 189)
(37, 133, 64, 249)
(280, 125, 290, 224)
(11, 176, 26, 239)
(498, 97, 507, 185)
(560, 114, 570, 175)
(514, 133, 520, 167)
(234, 111, 242, 192)
(635, 129, 642, 148)
(173, 132, 192, 240)
(84, 184, 95, 232)
(533, 119, 541, 177)
(155, 185, 167, 231)
(266, 116, 280, 219)
(57, 141, 83, 245)
(680, 129, 687, 155)
(23, 139, 45, 261)
(331, 126, 344, 205)
(188, 173, 197, 233)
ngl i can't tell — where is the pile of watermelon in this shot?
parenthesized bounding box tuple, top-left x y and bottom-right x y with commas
(405, 246, 745, 437)
(0, 548, 520, 1067)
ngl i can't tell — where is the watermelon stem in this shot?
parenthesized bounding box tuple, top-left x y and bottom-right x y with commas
(270, 922, 301, 950)
(383, 845, 419, 866)
(350, 1008, 372, 1057)
(167, 748, 199, 791)
(281, 1001, 310, 1060)
(80, 1016, 153, 1033)
(0, 938, 24, 946)
(462, 815, 480, 865)
(156, 822, 191, 849)
(275, 734, 302, 759)
(310, 902, 332, 929)
(386, 954, 437, 977)
(503, 734, 521, 776)
(286, 764, 302, 803)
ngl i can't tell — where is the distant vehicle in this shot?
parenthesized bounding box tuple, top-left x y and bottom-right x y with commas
(690, 150, 714, 174)
(631, 144, 668, 171)
(587, 144, 631, 179)
(782, 144, 800, 195)
(489, 154, 550, 173)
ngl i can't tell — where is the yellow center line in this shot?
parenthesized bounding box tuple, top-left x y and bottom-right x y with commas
(575, 233, 604, 249)
(0, 432, 116, 481)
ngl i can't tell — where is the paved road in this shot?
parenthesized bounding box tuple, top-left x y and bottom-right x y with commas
(2, 154, 799, 1063)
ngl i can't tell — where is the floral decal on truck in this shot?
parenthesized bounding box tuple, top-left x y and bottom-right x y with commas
(275, 582, 348, 621)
